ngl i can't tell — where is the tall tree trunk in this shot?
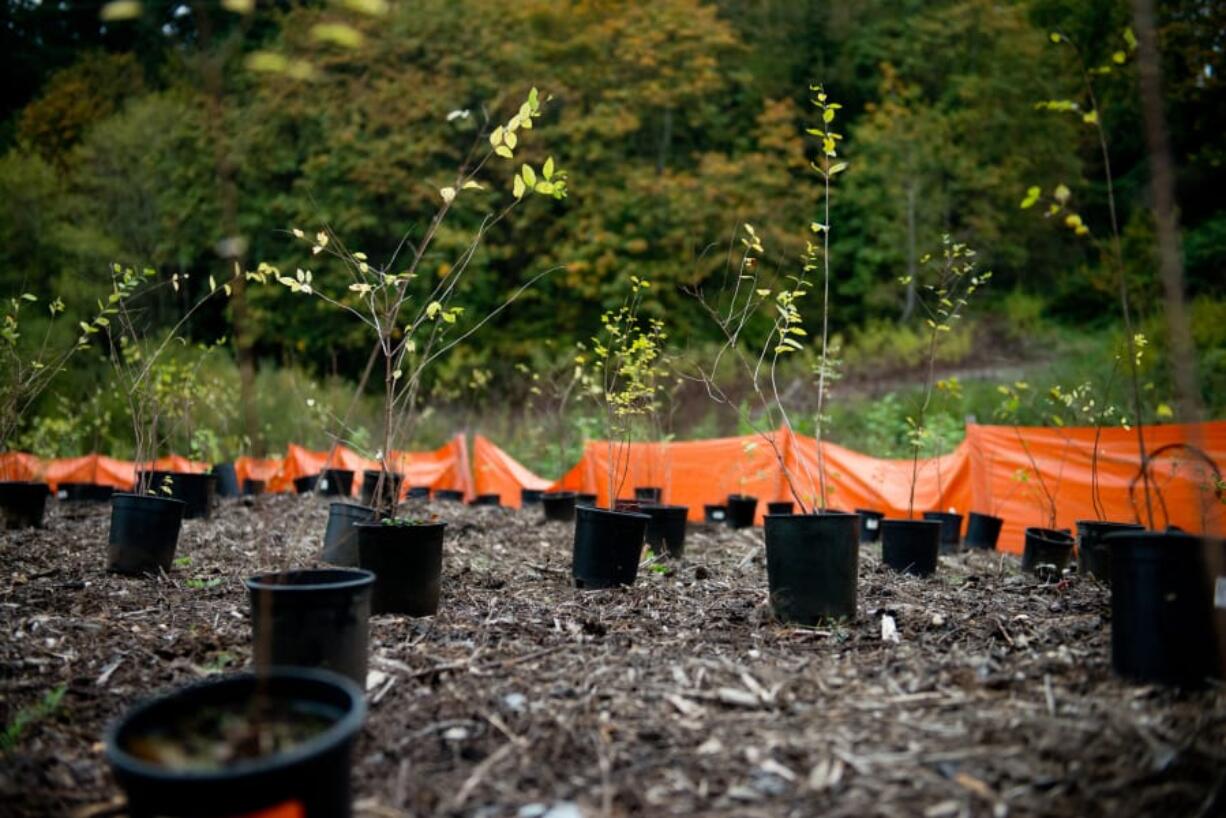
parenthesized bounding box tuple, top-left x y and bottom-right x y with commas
(192, 3, 261, 454)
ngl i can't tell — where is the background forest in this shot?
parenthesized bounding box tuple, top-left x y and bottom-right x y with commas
(1, 0, 1223, 474)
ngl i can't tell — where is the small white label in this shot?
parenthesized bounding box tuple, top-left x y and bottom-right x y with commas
(56, 490, 67, 500)
(1215, 577, 1226, 609)
(712, 510, 726, 521)
(320, 479, 329, 490)
(866, 518, 879, 531)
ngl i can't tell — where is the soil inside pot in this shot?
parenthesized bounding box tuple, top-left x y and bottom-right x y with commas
(124, 699, 338, 771)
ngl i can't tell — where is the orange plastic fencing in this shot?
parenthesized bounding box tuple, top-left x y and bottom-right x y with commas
(472, 434, 553, 508)
(11, 434, 473, 499)
(9, 423, 1224, 548)
(479, 422, 1226, 554)
(966, 423, 1226, 552)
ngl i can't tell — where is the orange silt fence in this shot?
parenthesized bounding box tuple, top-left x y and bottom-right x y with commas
(6, 422, 1223, 548)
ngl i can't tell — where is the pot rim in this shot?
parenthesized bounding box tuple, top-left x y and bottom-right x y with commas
(111, 492, 187, 508)
(105, 667, 365, 784)
(244, 568, 375, 593)
(576, 504, 651, 522)
(353, 520, 447, 532)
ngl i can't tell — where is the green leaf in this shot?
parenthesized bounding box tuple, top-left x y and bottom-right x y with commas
(494, 145, 514, 159)
(543, 157, 555, 180)
(521, 164, 536, 187)
(512, 175, 526, 199)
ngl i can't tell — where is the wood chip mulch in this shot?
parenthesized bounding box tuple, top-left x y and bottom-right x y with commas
(1, 495, 1223, 817)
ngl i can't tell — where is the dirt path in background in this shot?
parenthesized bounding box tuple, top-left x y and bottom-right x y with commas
(1, 496, 1222, 817)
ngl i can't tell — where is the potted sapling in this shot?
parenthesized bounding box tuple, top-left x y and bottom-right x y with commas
(1073, 345, 1143, 581)
(992, 380, 1082, 575)
(103, 265, 240, 574)
(726, 440, 764, 530)
(140, 348, 224, 520)
(273, 86, 568, 615)
(686, 84, 859, 624)
(639, 353, 691, 559)
(882, 234, 990, 577)
(920, 378, 965, 553)
(573, 278, 658, 589)
(0, 289, 112, 527)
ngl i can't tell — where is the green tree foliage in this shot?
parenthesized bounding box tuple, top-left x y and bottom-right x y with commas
(0, 0, 1222, 452)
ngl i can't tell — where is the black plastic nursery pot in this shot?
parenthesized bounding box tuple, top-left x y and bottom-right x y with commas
(108, 493, 187, 575)
(58, 482, 116, 503)
(242, 479, 265, 496)
(880, 519, 941, 577)
(213, 462, 240, 498)
(1021, 527, 1075, 575)
(922, 511, 964, 554)
(295, 474, 320, 494)
(321, 503, 378, 567)
(575, 493, 598, 508)
(360, 470, 404, 508)
(356, 521, 446, 616)
(105, 667, 365, 818)
(642, 504, 689, 559)
(765, 512, 860, 624)
(434, 489, 464, 502)
(767, 501, 794, 516)
(704, 504, 727, 523)
(856, 509, 884, 543)
(0, 481, 50, 529)
(542, 491, 577, 523)
(521, 489, 544, 506)
(1076, 519, 1144, 582)
(1108, 530, 1225, 687)
(572, 505, 650, 589)
(470, 493, 501, 507)
(406, 486, 431, 500)
(246, 569, 375, 685)
(318, 469, 354, 497)
(725, 494, 758, 529)
(142, 471, 216, 520)
(634, 486, 663, 503)
(964, 512, 1004, 550)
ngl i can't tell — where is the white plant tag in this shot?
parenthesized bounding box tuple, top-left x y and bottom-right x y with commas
(1215, 577, 1226, 610)
(56, 489, 67, 500)
(320, 478, 329, 491)
(712, 510, 725, 521)
(866, 518, 879, 531)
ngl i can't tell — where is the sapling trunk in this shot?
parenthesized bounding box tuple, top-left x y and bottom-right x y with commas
(906, 328, 940, 519)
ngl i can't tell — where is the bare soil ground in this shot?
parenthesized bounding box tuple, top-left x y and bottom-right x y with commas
(1, 495, 1223, 818)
